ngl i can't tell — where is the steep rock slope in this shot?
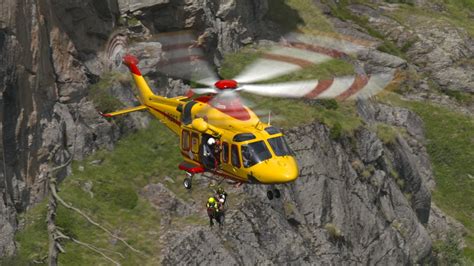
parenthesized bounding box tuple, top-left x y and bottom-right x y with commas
(0, 0, 271, 256)
(1, 0, 471, 263)
(158, 101, 433, 265)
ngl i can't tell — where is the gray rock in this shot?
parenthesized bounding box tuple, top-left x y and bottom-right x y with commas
(127, 42, 163, 75)
(428, 203, 466, 247)
(159, 121, 432, 264)
(357, 100, 425, 140)
(141, 183, 194, 217)
(348, 3, 474, 93)
(118, 0, 169, 13)
(355, 128, 384, 163)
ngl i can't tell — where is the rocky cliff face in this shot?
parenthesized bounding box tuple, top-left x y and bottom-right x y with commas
(0, 0, 122, 256)
(157, 101, 433, 265)
(1, 0, 471, 262)
(0, 0, 272, 257)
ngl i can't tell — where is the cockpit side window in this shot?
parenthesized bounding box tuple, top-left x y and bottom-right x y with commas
(241, 140, 272, 168)
(264, 126, 280, 135)
(231, 144, 241, 168)
(268, 136, 292, 156)
(182, 101, 198, 125)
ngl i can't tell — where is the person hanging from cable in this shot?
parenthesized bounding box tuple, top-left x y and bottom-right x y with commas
(215, 186, 228, 211)
(206, 197, 222, 227)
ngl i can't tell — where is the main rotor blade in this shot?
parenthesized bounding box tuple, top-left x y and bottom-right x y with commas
(347, 71, 395, 100)
(233, 46, 332, 84)
(233, 32, 377, 84)
(239, 80, 319, 98)
(156, 31, 219, 86)
(239, 70, 396, 100)
(191, 87, 219, 94)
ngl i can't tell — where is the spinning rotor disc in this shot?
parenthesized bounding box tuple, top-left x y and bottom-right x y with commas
(151, 31, 397, 108)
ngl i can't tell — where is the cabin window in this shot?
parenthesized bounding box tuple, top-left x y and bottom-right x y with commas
(231, 144, 241, 168)
(265, 126, 280, 135)
(268, 136, 292, 156)
(191, 132, 199, 153)
(182, 101, 198, 125)
(182, 130, 190, 150)
(222, 142, 229, 163)
(241, 141, 272, 168)
(233, 133, 256, 142)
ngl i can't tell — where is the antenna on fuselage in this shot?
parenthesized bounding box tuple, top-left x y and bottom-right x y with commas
(268, 111, 272, 126)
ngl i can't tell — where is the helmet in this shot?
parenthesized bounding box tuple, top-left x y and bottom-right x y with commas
(217, 187, 224, 194)
(208, 197, 216, 204)
(207, 138, 215, 145)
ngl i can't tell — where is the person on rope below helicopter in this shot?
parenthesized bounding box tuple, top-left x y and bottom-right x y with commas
(215, 186, 228, 211)
(206, 197, 223, 227)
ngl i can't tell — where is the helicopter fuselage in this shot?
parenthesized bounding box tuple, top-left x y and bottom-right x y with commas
(109, 55, 299, 185)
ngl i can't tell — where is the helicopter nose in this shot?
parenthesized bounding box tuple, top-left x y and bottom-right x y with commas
(250, 156, 299, 184)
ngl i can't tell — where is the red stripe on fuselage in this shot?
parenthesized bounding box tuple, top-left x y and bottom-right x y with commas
(179, 151, 246, 182)
(336, 74, 370, 101)
(304, 79, 335, 99)
(147, 105, 181, 126)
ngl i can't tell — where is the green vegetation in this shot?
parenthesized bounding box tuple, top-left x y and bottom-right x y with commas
(323, 0, 406, 58)
(11, 120, 216, 264)
(14, 203, 49, 264)
(88, 72, 128, 113)
(267, 59, 355, 84)
(240, 92, 363, 132)
(266, 0, 335, 33)
(392, 0, 474, 36)
(380, 93, 474, 260)
(433, 232, 465, 265)
(219, 49, 263, 80)
(443, 90, 474, 105)
(219, 46, 360, 131)
(219, 48, 355, 82)
(375, 123, 402, 144)
(324, 223, 344, 241)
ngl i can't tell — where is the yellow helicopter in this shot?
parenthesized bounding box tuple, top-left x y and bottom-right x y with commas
(102, 32, 395, 199)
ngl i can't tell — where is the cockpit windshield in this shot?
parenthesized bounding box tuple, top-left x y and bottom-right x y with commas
(268, 136, 292, 156)
(241, 141, 272, 168)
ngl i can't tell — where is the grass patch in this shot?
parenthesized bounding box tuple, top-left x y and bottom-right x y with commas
(324, 0, 406, 57)
(88, 72, 128, 113)
(324, 223, 344, 241)
(375, 123, 401, 144)
(443, 90, 474, 105)
(433, 232, 465, 265)
(219, 49, 262, 80)
(266, 0, 335, 34)
(264, 59, 355, 84)
(392, 1, 474, 37)
(13, 120, 184, 264)
(380, 93, 474, 260)
(219, 46, 360, 131)
(242, 92, 362, 131)
(14, 203, 49, 263)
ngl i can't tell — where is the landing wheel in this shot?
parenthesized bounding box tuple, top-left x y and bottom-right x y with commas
(274, 188, 281, 199)
(183, 177, 192, 190)
(267, 190, 274, 200)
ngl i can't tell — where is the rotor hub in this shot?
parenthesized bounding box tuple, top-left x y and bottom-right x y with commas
(214, 80, 238, 90)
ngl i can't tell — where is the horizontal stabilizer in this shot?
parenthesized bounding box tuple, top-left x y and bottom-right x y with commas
(100, 105, 148, 117)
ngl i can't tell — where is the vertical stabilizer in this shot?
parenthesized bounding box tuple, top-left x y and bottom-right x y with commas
(122, 55, 155, 104)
